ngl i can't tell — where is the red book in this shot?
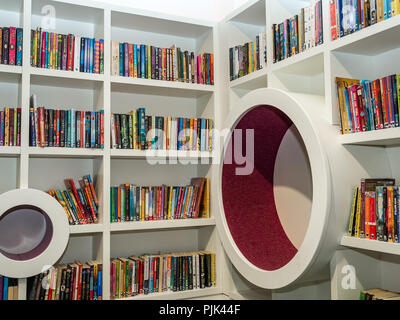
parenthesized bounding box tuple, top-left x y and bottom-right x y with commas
(139, 260, 144, 294)
(369, 194, 376, 240)
(39, 106, 45, 147)
(56, 109, 60, 146)
(41, 32, 46, 68)
(76, 261, 83, 300)
(64, 179, 87, 223)
(67, 34, 74, 71)
(8, 27, 16, 65)
(100, 111, 104, 148)
(372, 80, 383, 129)
(190, 178, 205, 218)
(356, 86, 367, 132)
(380, 78, 389, 128)
(350, 85, 361, 132)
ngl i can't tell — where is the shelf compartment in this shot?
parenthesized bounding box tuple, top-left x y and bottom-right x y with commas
(0, 0, 23, 28)
(119, 287, 220, 300)
(111, 76, 214, 99)
(225, 0, 266, 26)
(271, 45, 325, 75)
(330, 15, 400, 56)
(70, 223, 104, 235)
(229, 68, 267, 91)
(110, 218, 216, 233)
(338, 128, 400, 147)
(28, 147, 104, 159)
(341, 235, 400, 256)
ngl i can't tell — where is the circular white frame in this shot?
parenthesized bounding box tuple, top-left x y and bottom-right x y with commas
(215, 88, 332, 289)
(0, 189, 70, 278)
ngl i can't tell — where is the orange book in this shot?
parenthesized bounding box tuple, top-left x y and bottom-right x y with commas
(4, 107, 9, 146)
(387, 187, 394, 242)
(128, 44, 134, 77)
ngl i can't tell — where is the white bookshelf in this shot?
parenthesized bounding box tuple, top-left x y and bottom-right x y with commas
(0, 0, 225, 301)
(218, 0, 400, 300)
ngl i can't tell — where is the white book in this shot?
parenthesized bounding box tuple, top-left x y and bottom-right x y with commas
(111, 41, 119, 76)
(74, 36, 80, 72)
(111, 113, 116, 149)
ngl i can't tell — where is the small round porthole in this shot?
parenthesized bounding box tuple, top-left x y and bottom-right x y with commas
(0, 205, 53, 261)
(0, 189, 70, 278)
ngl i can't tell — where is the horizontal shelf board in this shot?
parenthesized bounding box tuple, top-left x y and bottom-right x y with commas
(30, 67, 105, 82)
(70, 224, 104, 235)
(110, 149, 214, 161)
(0, 64, 22, 75)
(330, 15, 400, 55)
(338, 128, 400, 147)
(229, 68, 267, 91)
(0, 146, 20, 156)
(225, 0, 266, 26)
(271, 45, 325, 75)
(341, 235, 400, 256)
(117, 287, 220, 300)
(110, 218, 216, 232)
(28, 147, 104, 158)
(111, 76, 214, 98)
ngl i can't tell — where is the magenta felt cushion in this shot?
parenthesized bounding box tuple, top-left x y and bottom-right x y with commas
(222, 105, 298, 271)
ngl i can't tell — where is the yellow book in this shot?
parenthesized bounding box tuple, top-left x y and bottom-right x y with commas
(377, 0, 384, 21)
(200, 178, 210, 218)
(147, 45, 151, 80)
(348, 187, 359, 236)
(248, 42, 253, 74)
(355, 185, 362, 238)
(4, 108, 9, 146)
(391, 0, 396, 16)
(189, 118, 194, 150)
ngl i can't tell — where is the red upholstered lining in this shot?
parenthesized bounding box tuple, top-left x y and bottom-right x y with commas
(222, 105, 298, 271)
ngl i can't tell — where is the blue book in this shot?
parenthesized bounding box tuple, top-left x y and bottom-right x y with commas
(84, 38, 89, 73)
(45, 32, 49, 68)
(387, 0, 392, 18)
(180, 187, 188, 218)
(0, 111, 4, 146)
(98, 269, 102, 298)
(119, 43, 124, 76)
(89, 38, 94, 73)
(141, 45, 145, 78)
(16, 28, 23, 66)
(354, 0, 359, 31)
(338, 0, 344, 37)
(124, 43, 129, 77)
(344, 87, 354, 133)
(67, 110, 71, 147)
(91, 111, 96, 148)
(3, 277, 8, 300)
(80, 37, 85, 72)
(201, 118, 206, 151)
(384, 0, 388, 19)
(130, 185, 134, 221)
(133, 44, 137, 76)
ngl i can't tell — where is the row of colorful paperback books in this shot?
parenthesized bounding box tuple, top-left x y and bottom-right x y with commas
(229, 32, 267, 81)
(360, 288, 400, 300)
(111, 108, 214, 151)
(336, 75, 400, 134)
(30, 94, 104, 148)
(111, 42, 214, 85)
(110, 178, 210, 223)
(347, 178, 400, 242)
(329, 0, 400, 41)
(0, 27, 23, 66)
(27, 261, 103, 300)
(111, 251, 216, 299)
(0, 277, 18, 300)
(0, 107, 21, 147)
(273, 0, 323, 63)
(47, 174, 99, 225)
(30, 28, 105, 74)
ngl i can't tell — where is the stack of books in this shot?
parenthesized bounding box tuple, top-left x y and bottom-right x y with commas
(111, 42, 214, 85)
(0, 27, 23, 66)
(47, 174, 99, 225)
(347, 178, 400, 242)
(27, 261, 102, 300)
(330, 0, 400, 41)
(0, 277, 18, 300)
(110, 177, 210, 223)
(111, 108, 214, 151)
(273, 0, 323, 63)
(111, 251, 216, 299)
(30, 28, 105, 74)
(229, 32, 267, 81)
(0, 107, 21, 147)
(335, 75, 400, 135)
(360, 288, 400, 300)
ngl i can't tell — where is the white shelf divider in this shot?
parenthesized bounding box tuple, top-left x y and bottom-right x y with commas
(341, 236, 400, 256)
